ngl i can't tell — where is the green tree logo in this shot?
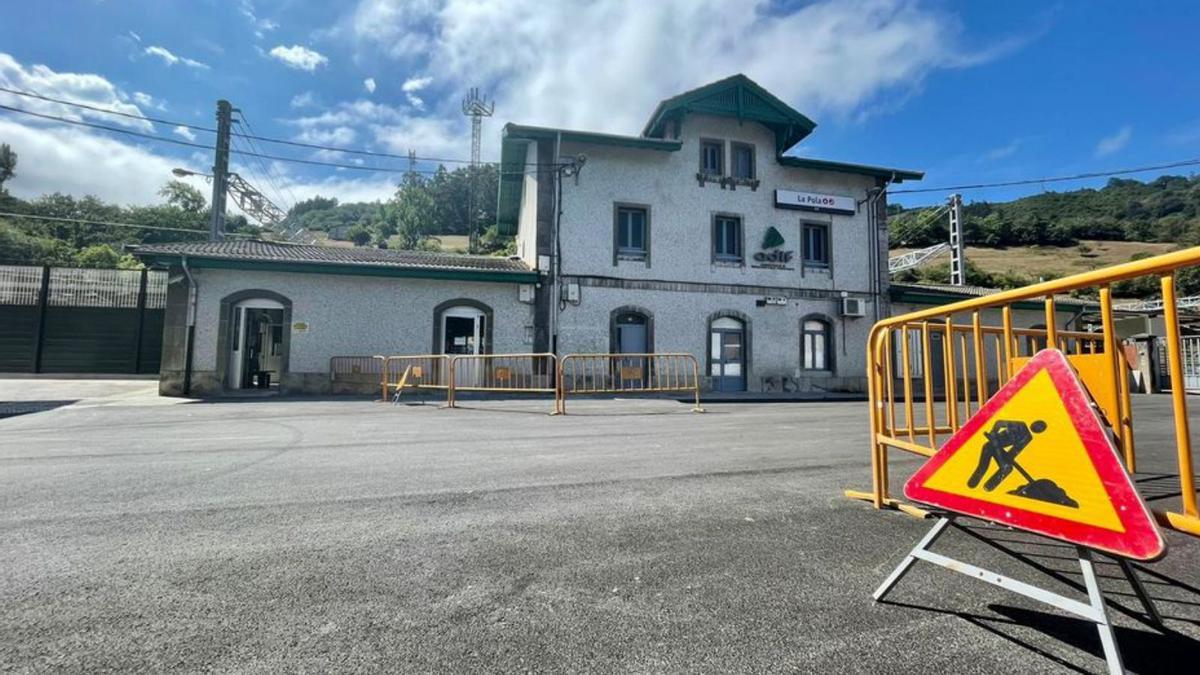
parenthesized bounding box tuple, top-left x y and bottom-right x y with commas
(762, 226, 785, 249)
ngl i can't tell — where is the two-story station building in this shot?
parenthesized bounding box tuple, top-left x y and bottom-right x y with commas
(498, 74, 922, 392)
(135, 74, 928, 396)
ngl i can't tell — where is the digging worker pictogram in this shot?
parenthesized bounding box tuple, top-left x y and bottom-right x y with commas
(968, 419, 1079, 508)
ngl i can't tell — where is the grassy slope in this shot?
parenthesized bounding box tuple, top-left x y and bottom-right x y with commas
(892, 239, 1175, 281)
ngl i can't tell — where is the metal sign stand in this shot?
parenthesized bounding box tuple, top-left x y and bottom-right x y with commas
(874, 516, 1162, 675)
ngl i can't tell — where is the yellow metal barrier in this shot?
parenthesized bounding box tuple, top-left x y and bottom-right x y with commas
(555, 353, 704, 415)
(381, 354, 450, 401)
(446, 353, 558, 409)
(329, 355, 385, 395)
(850, 246, 1200, 537)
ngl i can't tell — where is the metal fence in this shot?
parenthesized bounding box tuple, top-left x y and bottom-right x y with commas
(850, 247, 1200, 538)
(381, 354, 451, 401)
(0, 265, 167, 373)
(329, 356, 385, 395)
(448, 353, 557, 408)
(556, 353, 704, 415)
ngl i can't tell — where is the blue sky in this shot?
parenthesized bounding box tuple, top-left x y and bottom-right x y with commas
(1, 1, 1198, 213)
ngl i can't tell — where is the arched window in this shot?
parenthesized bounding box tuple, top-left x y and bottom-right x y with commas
(802, 316, 833, 371)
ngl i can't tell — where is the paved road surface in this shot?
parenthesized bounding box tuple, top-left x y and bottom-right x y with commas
(1, 395, 1197, 672)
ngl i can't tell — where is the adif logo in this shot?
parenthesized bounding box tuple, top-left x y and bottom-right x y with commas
(754, 226, 794, 266)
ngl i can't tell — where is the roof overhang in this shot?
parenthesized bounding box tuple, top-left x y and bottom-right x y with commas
(641, 74, 817, 155)
(136, 251, 538, 284)
(778, 156, 924, 183)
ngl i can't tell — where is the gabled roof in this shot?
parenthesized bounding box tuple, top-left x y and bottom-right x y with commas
(132, 241, 536, 283)
(779, 156, 923, 182)
(642, 74, 817, 155)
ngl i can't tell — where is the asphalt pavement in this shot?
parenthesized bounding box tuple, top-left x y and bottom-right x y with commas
(1, 393, 1197, 673)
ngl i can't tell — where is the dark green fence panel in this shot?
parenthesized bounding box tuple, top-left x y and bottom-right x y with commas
(0, 306, 39, 371)
(40, 307, 142, 374)
(138, 309, 165, 373)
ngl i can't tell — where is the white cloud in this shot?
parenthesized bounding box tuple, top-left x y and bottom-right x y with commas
(290, 91, 318, 108)
(0, 118, 196, 205)
(344, 0, 1030, 137)
(268, 45, 329, 72)
(144, 45, 209, 70)
(297, 126, 357, 146)
(127, 30, 142, 43)
(401, 75, 432, 108)
(1095, 125, 1132, 157)
(132, 91, 166, 111)
(982, 140, 1019, 161)
(240, 1, 279, 38)
(173, 125, 196, 142)
(284, 97, 464, 159)
(0, 52, 153, 132)
(364, 77, 377, 94)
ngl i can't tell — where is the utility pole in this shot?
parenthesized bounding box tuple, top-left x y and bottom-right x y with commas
(948, 193, 966, 286)
(407, 149, 417, 175)
(209, 100, 234, 242)
(461, 88, 494, 253)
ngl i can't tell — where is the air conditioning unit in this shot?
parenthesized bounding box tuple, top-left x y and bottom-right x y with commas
(841, 297, 865, 318)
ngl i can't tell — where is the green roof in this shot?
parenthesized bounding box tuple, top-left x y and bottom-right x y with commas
(495, 74, 923, 234)
(778, 156, 923, 182)
(642, 74, 817, 155)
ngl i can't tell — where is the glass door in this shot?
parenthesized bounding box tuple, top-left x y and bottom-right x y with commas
(710, 318, 746, 392)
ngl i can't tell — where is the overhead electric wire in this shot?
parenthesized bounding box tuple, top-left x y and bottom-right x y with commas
(0, 84, 217, 133)
(231, 119, 294, 215)
(890, 158, 1200, 194)
(0, 103, 554, 176)
(0, 211, 255, 237)
(0, 85, 539, 168)
(236, 114, 301, 211)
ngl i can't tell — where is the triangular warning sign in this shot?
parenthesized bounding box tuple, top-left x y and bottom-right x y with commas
(904, 349, 1165, 561)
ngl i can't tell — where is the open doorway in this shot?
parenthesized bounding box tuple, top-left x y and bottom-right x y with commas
(230, 299, 286, 391)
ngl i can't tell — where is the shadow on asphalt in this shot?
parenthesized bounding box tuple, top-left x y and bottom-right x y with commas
(0, 400, 78, 419)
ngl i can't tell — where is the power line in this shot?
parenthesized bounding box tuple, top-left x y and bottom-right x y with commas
(237, 115, 301, 211)
(0, 85, 520, 167)
(0, 211, 256, 236)
(0, 84, 216, 133)
(232, 119, 294, 214)
(0, 103, 557, 178)
(890, 158, 1200, 195)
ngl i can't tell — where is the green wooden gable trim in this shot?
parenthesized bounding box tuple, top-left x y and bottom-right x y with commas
(141, 254, 538, 284)
(642, 74, 817, 154)
(778, 156, 924, 183)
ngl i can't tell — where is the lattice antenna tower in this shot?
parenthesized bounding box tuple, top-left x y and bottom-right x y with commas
(461, 87, 494, 167)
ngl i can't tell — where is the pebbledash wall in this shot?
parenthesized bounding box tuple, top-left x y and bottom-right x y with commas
(178, 268, 532, 395)
(555, 116, 881, 392)
(499, 74, 925, 393)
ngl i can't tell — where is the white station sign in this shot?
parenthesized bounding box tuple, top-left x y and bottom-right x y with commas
(774, 189, 856, 215)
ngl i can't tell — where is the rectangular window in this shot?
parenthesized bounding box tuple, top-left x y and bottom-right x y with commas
(803, 223, 830, 267)
(615, 205, 648, 259)
(731, 143, 755, 180)
(712, 215, 743, 263)
(700, 139, 724, 176)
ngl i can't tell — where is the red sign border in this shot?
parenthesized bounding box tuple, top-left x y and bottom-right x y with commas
(904, 349, 1165, 561)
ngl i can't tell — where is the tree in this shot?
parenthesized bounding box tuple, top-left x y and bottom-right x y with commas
(0, 143, 16, 190)
(388, 171, 436, 249)
(346, 223, 372, 246)
(158, 180, 207, 213)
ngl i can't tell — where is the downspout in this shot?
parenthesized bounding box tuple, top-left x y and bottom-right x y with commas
(551, 131, 563, 355)
(181, 255, 198, 396)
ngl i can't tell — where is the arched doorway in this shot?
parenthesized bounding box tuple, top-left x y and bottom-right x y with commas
(217, 290, 291, 393)
(710, 316, 746, 392)
(229, 298, 286, 390)
(433, 300, 493, 388)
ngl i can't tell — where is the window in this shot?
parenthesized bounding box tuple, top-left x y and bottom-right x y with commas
(614, 205, 648, 260)
(731, 143, 755, 180)
(712, 215, 743, 263)
(802, 318, 832, 371)
(802, 222, 830, 267)
(700, 139, 724, 176)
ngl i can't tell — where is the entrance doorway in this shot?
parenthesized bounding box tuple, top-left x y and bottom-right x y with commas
(614, 311, 650, 387)
(230, 299, 286, 390)
(441, 305, 486, 386)
(710, 316, 746, 392)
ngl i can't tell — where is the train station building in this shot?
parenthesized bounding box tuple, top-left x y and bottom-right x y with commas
(134, 74, 948, 396)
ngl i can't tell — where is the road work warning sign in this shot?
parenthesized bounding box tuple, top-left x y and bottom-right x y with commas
(905, 349, 1165, 560)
